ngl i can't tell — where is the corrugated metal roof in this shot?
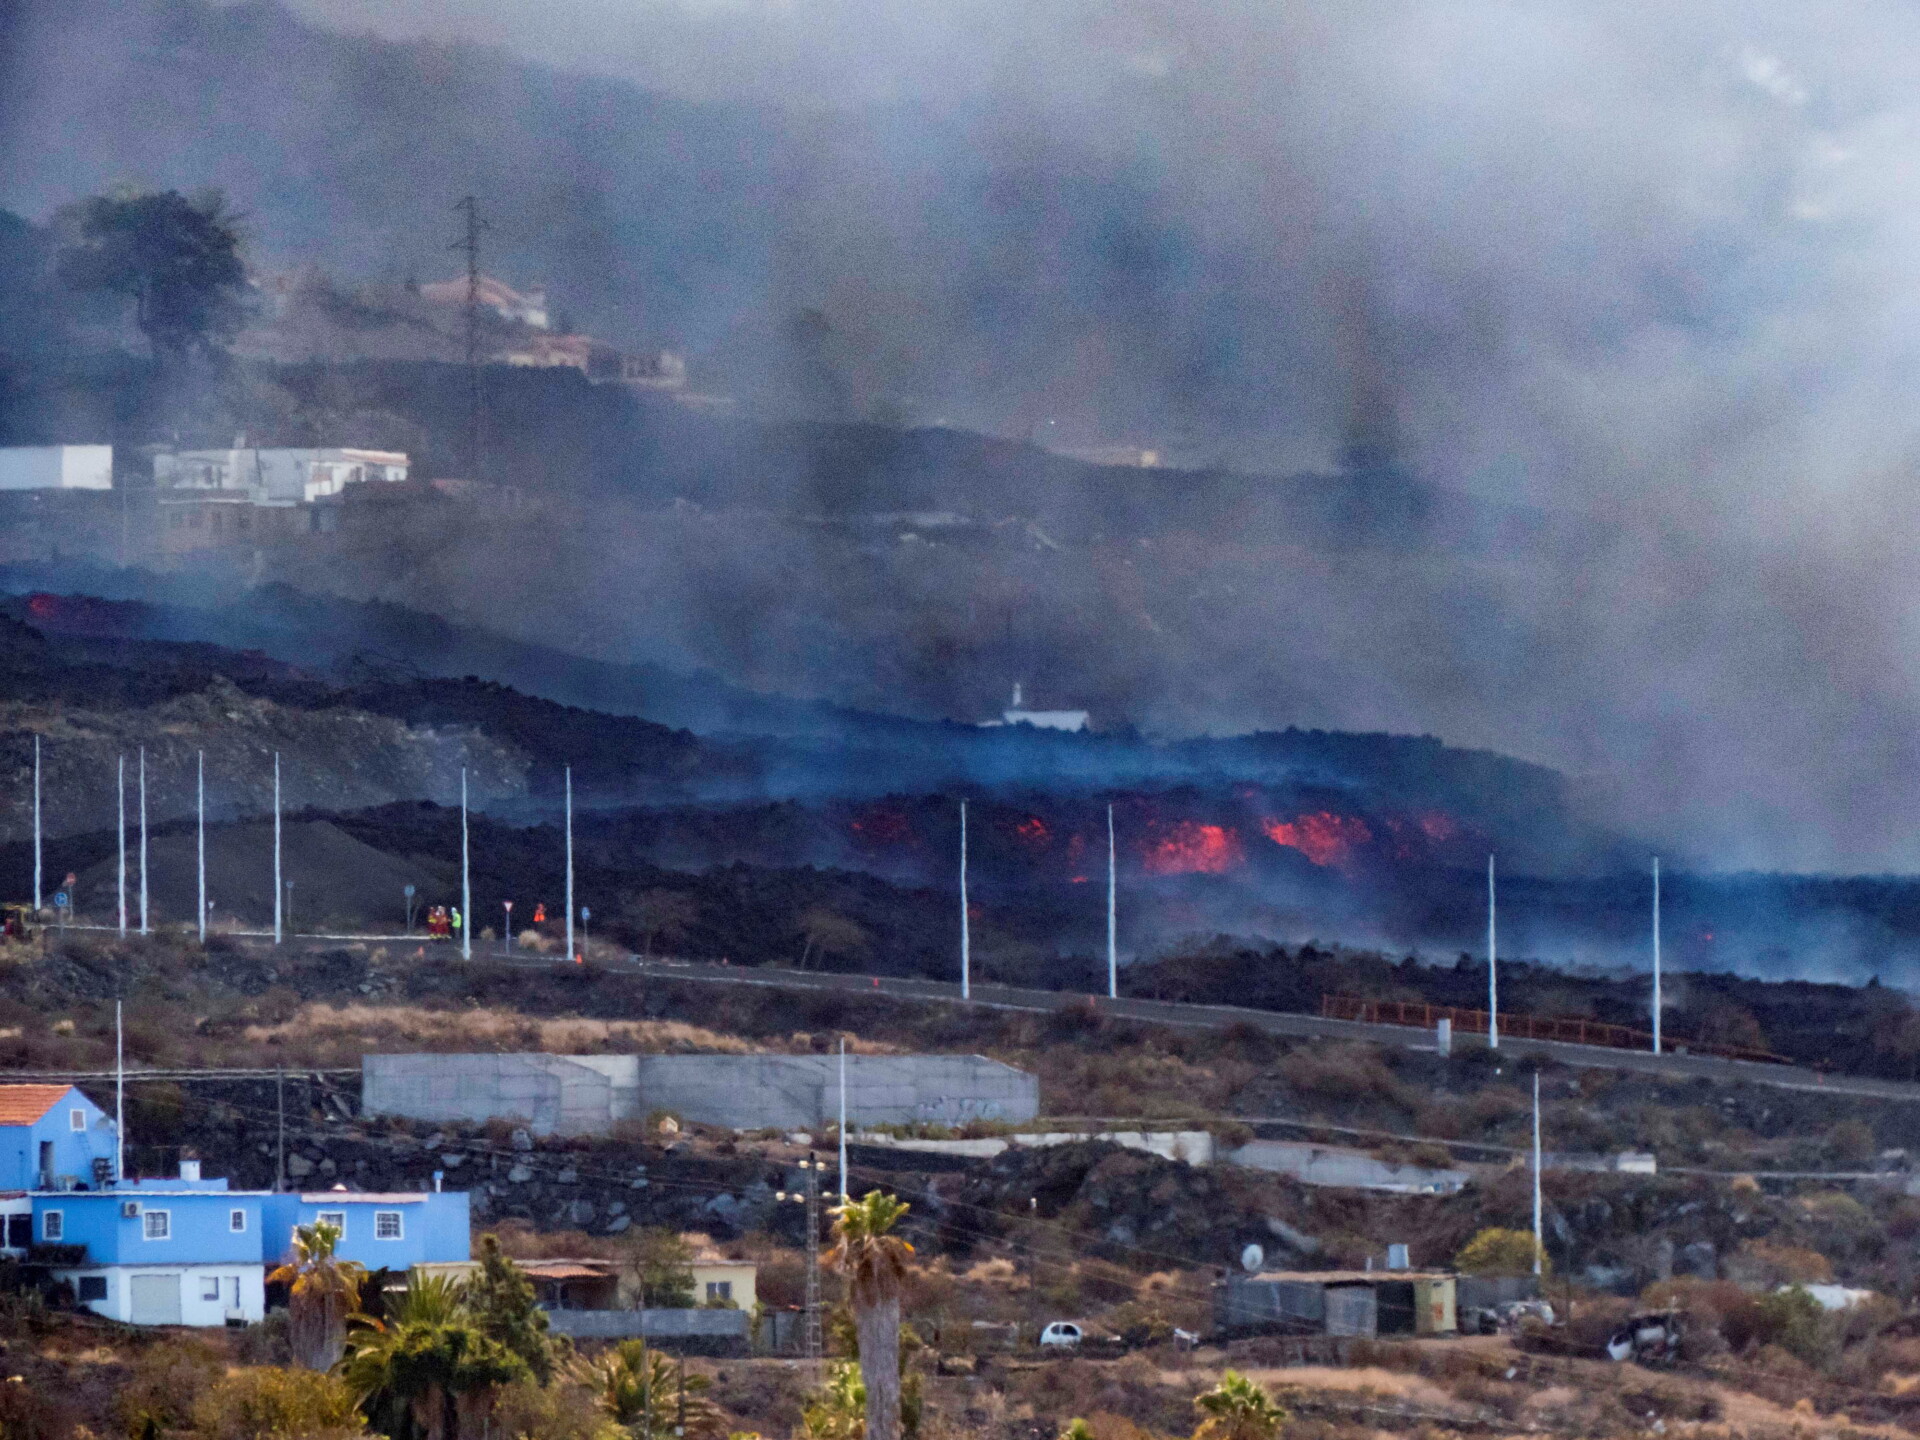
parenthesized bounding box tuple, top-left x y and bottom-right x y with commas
(0, 1085, 72, 1126)
(521, 1261, 616, 1281)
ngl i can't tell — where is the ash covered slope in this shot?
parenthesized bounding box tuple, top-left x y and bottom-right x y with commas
(0, 584, 1609, 873)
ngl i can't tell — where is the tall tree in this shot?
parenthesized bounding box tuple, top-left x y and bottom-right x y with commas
(268, 1220, 367, 1372)
(55, 188, 246, 358)
(826, 1191, 914, 1440)
(343, 1272, 528, 1440)
(463, 1235, 558, 1383)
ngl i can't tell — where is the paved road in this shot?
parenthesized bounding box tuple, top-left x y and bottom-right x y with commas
(164, 932, 1920, 1106)
(620, 958, 1920, 1105)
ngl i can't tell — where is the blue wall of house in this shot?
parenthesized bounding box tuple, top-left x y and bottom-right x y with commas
(33, 1192, 264, 1264)
(0, 1088, 116, 1191)
(260, 1193, 470, 1269)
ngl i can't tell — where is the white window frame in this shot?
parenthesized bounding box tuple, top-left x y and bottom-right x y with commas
(374, 1211, 403, 1240)
(201, 1276, 221, 1301)
(230, 1209, 247, 1233)
(143, 1209, 171, 1241)
(68, 1108, 86, 1132)
(41, 1210, 62, 1242)
(317, 1211, 346, 1236)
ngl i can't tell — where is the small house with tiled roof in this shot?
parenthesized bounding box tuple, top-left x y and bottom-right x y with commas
(0, 1084, 114, 1192)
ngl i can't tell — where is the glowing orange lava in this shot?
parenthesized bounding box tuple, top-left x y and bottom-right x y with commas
(1013, 816, 1051, 847)
(1143, 822, 1243, 875)
(1261, 812, 1373, 866)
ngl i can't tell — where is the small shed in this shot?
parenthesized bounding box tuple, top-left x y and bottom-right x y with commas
(1216, 1270, 1458, 1339)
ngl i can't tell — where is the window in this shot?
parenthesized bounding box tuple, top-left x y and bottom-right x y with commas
(41, 1211, 61, 1242)
(317, 1211, 346, 1236)
(77, 1276, 106, 1302)
(202, 1277, 221, 1301)
(230, 1210, 247, 1233)
(143, 1209, 170, 1240)
(705, 1281, 732, 1302)
(69, 1108, 86, 1132)
(374, 1211, 403, 1240)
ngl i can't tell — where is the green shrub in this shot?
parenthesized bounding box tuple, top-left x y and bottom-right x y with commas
(190, 1366, 364, 1440)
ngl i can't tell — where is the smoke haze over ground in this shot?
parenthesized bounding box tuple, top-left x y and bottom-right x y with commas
(8, 2, 1920, 871)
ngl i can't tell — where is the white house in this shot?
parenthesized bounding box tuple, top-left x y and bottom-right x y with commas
(154, 447, 408, 505)
(980, 683, 1091, 733)
(0, 446, 113, 491)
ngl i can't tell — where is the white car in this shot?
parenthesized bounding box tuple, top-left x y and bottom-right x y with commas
(1039, 1321, 1084, 1348)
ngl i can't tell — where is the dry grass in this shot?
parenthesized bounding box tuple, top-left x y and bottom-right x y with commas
(241, 1001, 759, 1057)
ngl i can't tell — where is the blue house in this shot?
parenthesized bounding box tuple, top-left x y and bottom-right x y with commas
(34, 1188, 267, 1325)
(262, 1190, 472, 1273)
(0, 1084, 472, 1328)
(0, 1085, 116, 1190)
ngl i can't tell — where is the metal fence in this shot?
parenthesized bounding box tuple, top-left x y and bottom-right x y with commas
(1320, 994, 1786, 1065)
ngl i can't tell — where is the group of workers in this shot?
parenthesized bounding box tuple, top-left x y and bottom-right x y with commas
(423, 905, 463, 940)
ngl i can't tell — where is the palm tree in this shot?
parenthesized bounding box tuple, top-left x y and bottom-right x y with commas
(268, 1220, 367, 1371)
(1192, 1371, 1288, 1440)
(575, 1337, 718, 1438)
(342, 1272, 528, 1440)
(826, 1191, 914, 1440)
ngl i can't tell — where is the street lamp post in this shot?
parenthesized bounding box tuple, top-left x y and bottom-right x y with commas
(502, 900, 513, 954)
(404, 884, 417, 936)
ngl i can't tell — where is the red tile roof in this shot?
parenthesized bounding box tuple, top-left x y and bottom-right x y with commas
(0, 1085, 72, 1126)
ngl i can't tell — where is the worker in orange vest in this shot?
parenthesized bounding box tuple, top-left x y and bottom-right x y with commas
(533, 902, 547, 925)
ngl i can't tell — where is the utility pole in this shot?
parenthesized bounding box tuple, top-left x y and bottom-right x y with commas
(1486, 853, 1499, 1050)
(777, 1157, 825, 1364)
(117, 754, 127, 936)
(1651, 857, 1663, 1055)
(451, 195, 490, 482)
(196, 751, 206, 944)
(838, 1037, 849, 1202)
(461, 768, 472, 960)
(275, 1065, 286, 1192)
(273, 752, 282, 945)
(564, 766, 575, 961)
(31, 735, 40, 913)
(1106, 803, 1117, 999)
(803, 1156, 822, 1363)
(959, 799, 970, 999)
(1531, 1070, 1544, 1276)
(138, 747, 148, 935)
(114, 1000, 124, 1184)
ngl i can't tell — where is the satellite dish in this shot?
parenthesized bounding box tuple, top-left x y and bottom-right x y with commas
(1240, 1244, 1265, 1273)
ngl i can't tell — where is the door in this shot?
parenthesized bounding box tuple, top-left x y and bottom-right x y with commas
(130, 1273, 182, 1325)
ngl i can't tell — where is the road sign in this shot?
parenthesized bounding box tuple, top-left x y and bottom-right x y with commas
(404, 884, 415, 897)
(580, 906, 590, 921)
(53, 892, 69, 909)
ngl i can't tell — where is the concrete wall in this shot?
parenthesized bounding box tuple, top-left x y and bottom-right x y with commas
(543, 1307, 750, 1353)
(855, 1130, 1213, 1165)
(1229, 1140, 1469, 1194)
(364, 1053, 1037, 1134)
(364, 1053, 635, 1136)
(632, 1054, 1038, 1130)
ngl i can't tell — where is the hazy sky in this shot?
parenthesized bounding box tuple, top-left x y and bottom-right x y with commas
(26, 0, 1920, 870)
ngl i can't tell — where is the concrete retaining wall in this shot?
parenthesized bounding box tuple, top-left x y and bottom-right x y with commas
(1229, 1140, 1469, 1194)
(855, 1130, 1213, 1165)
(364, 1053, 634, 1136)
(364, 1053, 1036, 1135)
(543, 1307, 750, 1353)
